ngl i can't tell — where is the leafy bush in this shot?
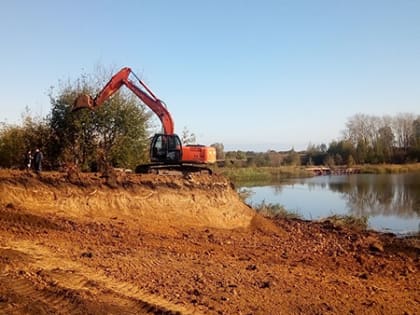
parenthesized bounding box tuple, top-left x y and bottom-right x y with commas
(253, 201, 302, 220)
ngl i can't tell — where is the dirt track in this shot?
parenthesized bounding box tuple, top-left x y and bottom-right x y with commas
(0, 170, 419, 314)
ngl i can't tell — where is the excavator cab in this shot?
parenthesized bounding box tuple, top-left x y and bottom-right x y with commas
(150, 134, 182, 163)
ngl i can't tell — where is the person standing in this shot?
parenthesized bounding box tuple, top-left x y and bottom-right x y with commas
(25, 150, 32, 171)
(33, 148, 43, 173)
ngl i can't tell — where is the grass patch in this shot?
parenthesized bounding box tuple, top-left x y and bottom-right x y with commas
(253, 201, 302, 220)
(321, 214, 369, 231)
(218, 166, 313, 186)
(217, 163, 420, 183)
(360, 163, 420, 174)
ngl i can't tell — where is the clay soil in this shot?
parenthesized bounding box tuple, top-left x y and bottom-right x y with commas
(0, 170, 418, 314)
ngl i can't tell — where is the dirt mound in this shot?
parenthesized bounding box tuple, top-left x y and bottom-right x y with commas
(0, 170, 255, 230)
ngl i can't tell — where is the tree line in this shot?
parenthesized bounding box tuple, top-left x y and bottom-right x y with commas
(223, 113, 420, 167)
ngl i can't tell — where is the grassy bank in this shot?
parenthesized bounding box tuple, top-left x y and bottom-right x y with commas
(253, 201, 302, 220)
(216, 166, 313, 186)
(252, 201, 369, 231)
(359, 163, 420, 174)
(216, 163, 420, 186)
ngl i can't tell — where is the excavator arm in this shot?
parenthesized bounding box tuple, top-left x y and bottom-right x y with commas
(74, 67, 175, 135)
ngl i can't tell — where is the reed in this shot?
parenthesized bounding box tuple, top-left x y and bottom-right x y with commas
(360, 163, 420, 174)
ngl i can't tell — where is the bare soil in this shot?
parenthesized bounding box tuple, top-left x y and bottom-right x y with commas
(0, 170, 418, 314)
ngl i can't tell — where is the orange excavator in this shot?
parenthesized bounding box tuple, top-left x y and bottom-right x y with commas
(73, 67, 216, 173)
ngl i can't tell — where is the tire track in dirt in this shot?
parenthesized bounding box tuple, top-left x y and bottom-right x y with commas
(0, 206, 63, 233)
(1, 240, 200, 315)
(0, 273, 81, 315)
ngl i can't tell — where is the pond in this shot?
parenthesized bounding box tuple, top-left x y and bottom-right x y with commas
(240, 173, 420, 234)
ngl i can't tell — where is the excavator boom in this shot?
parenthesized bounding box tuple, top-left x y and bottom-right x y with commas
(74, 67, 174, 134)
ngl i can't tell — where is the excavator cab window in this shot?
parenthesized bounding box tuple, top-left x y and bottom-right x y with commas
(150, 134, 182, 163)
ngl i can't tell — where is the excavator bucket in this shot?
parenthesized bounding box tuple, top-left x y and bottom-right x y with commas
(73, 94, 95, 112)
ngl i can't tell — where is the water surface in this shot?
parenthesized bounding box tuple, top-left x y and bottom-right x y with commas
(241, 173, 420, 234)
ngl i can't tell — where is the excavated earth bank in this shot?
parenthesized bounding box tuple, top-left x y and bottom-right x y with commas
(0, 170, 255, 230)
(0, 170, 419, 314)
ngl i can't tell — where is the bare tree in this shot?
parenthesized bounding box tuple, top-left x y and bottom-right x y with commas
(393, 113, 415, 151)
(181, 127, 196, 145)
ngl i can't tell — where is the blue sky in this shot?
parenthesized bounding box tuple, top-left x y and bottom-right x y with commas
(1, 1, 419, 151)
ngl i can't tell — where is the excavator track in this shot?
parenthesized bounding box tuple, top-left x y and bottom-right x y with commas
(135, 163, 212, 175)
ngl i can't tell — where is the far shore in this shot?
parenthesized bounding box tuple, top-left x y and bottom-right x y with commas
(217, 163, 420, 185)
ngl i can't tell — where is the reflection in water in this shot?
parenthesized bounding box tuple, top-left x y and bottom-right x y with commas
(327, 174, 420, 218)
(243, 173, 420, 233)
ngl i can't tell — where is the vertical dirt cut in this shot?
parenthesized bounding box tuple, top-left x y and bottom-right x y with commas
(0, 170, 256, 229)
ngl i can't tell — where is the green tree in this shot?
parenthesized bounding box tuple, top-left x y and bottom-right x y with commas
(49, 84, 94, 169)
(235, 151, 247, 160)
(306, 143, 327, 165)
(347, 154, 355, 167)
(267, 150, 283, 167)
(374, 126, 394, 163)
(412, 117, 420, 145)
(323, 154, 335, 167)
(408, 117, 420, 161)
(91, 93, 150, 169)
(356, 140, 368, 164)
(0, 111, 50, 169)
(0, 123, 26, 168)
(284, 149, 301, 166)
(48, 69, 151, 171)
(328, 140, 355, 165)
